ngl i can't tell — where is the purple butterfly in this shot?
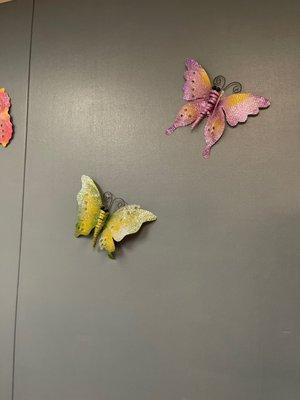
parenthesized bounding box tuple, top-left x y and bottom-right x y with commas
(166, 59, 270, 158)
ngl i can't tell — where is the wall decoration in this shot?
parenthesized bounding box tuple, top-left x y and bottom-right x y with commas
(166, 59, 270, 158)
(0, 88, 13, 148)
(75, 175, 157, 259)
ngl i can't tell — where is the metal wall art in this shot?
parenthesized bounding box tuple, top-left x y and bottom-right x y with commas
(166, 59, 270, 158)
(75, 175, 157, 258)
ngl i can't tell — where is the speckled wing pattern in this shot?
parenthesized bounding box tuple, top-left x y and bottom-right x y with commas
(221, 93, 270, 127)
(0, 88, 13, 147)
(183, 58, 211, 100)
(165, 58, 271, 158)
(75, 175, 102, 237)
(166, 59, 211, 135)
(166, 99, 208, 135)
(99, 205, 157, 258)
(203, 107, 225, 159)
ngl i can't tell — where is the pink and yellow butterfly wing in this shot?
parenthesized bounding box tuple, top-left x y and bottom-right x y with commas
(99, 205, 157, 258)
(165, 59, 212, 135)
(0, 88, 13, 147)
(202, 107, 225, 159)
(221, 93, 270, 127)
(183, 58, 211, 101)
(166, 99, 207, 135)
(203, 92, 270, 158)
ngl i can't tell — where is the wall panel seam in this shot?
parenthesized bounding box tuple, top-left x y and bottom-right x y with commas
(11, 1, 36, 399)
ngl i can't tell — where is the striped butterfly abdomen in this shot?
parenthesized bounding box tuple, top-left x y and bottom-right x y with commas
(92, 209, 109, 247)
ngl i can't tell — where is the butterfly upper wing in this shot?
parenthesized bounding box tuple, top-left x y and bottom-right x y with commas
(75, 175, 102, 237)
(202, 92, 270, 158)
(183, 58, 211, 101)
(202, 106, 225, 159)
(221, 93, 270, 127)
(99, 205, 157, 258)
(166, 99, 207, 134)
(0, 88, 13, 147)
(165, 59, 211, 135)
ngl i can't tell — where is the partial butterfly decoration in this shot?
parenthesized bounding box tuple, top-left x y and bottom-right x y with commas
(166, 59, 270, 158)
(75, 175, 157, 259)
(0, 88, 13, 148)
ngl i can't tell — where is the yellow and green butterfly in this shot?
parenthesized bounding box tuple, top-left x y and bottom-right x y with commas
(75, 175, 157, 258)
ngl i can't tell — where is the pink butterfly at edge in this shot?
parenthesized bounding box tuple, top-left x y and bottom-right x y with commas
(0, 88, 13, 148)
(165, 59, 270, 159)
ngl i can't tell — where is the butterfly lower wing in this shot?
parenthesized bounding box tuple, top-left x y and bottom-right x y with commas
(221, 93, 270, 127)
(202, 106, 225, 159)
(99, 229, 116, 259)
(183, 59, 211, 101)
(75, 175, 102, 237)
(99, 205, 157, 258)
(0, 88, 13, 147)
(166, 99, 207, 135)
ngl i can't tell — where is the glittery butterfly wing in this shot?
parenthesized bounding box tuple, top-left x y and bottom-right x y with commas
(166, 100, 208, 134)
(183, 58, 212, 101)
(202, 92, 270, 158)
(99, 205, 157, 258)
(202, 106, 225, 159)
(166, 59, 212, 134)
(0, 88, 13, 147)
(221, 93, 270, 127)
(75, 175, 102, 237)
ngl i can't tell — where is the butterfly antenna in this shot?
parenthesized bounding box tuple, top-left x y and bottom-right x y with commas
(103, 191, 114, 210)
(223, 81, 242, 93)
(213, 75, 226, 90)
(104, 191, 127, 212)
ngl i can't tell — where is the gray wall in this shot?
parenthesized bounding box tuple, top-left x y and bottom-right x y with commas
(0, 1, 33, 399)
(1, 0, 299, 399)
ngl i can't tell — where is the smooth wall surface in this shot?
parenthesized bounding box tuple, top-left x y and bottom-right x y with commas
(0, 1, 33, 399)
(1, 0, 299, 399)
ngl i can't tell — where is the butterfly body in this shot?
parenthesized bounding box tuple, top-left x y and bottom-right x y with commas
(204, 87, 222, 114)
(92, 209, 109, 247)
(75, 176, 157, 258)
(166, 59, 270, 158)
